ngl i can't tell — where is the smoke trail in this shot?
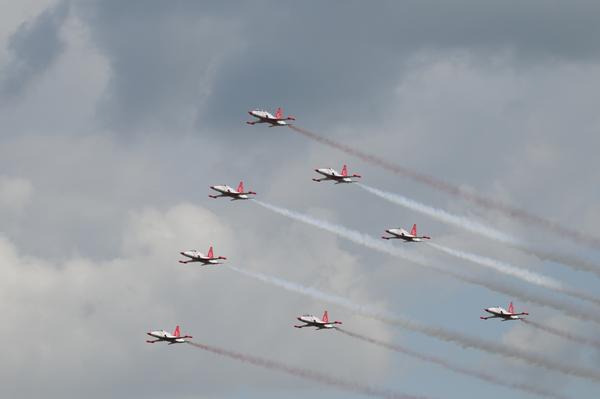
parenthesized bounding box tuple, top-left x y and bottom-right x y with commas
(428, 243, 600, 308)
(288, 125, 600, 250)
(336, 328, 569, 399)
(357, 183, 516, 244)
(186, 341, 428, 399)
(357, 183, 600, 277)
(521, 319, 600, 351)
(252, 199, 600, 325)
(226, 265, 600, 383)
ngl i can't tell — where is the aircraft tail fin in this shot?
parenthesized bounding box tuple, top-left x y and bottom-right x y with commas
(173, 325, 181, 337)
(237, 181, 244, 193)
(275, 107, 283, 119)
(322, 310, 329, 323)
(341, 165, 348, 176)
(508, 302, 514, 313)
(411, 224, 417, 236)
(207, 246, 214, 258)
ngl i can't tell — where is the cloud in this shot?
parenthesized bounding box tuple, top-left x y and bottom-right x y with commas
(0, 202, 394, 399)
(2, 2, 600, 397)
(0, 175, 33, 214)
(0, 1, 68, 100)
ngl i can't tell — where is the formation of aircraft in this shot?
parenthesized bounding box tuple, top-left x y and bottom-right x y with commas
(312, 164, 362, 184)
(247, 107, 296, 127)
(146, 325, 192, 344)
(480, 302, 529, 321)
(294, 310, 342, 330)
(381, 224, 431, 242)
(147, 107, 534, 347)
(179, 246, 226, 265)
(209, 181, 256, 201)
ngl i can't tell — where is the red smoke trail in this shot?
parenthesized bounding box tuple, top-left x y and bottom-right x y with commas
(186, 341, 430, 399)
(336, 328, 569, 399)
(228, 264, 600, 382)
(288, 125, 600, 250)
(521, 319, 600, 351)
(252, 199, 600, 326)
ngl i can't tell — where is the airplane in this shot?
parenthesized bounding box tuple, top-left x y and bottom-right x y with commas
(294, 310, 342, 330)
(209, 181, 256, 201)
(146, 325, 192, 344)
(246, 107, 296, 127)
(381, 224, 431, 242)
(312, 164, 362, 184)
(480, 302, 529, 321)
(179, 246, 227, 265)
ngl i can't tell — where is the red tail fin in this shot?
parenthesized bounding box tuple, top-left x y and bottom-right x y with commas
(237, 181, 244, 193)
(173, 325, 180, 337)
(411, 224, 417, 236)
(508, 302, 514, 313)
(322, 310, 329, 323)
(341, 165, 348, 176)
(275, 107, 283, 119)
(207, 246, 214, 258)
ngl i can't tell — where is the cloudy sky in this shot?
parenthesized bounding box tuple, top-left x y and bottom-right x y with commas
(1, 1, 600, 398)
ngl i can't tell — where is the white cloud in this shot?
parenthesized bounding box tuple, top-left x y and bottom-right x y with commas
(0, 202, 394, 399)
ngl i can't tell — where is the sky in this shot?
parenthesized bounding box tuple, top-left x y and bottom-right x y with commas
(1, 1, 600, 398)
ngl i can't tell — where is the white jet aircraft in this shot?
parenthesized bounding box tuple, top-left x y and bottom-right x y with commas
(312, 164, 362, 184)
(179, 246, 226, 265)
(146, 325, 192, 344)
(246, 107, 296, 127)
(294, 310, 342, 330)
(481, 302, 529, 321)
(209, 181, 256, 201)
(382, 224, 431, 242)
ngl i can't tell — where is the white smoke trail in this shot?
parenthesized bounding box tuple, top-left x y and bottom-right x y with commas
(521, 319, 600, 351)
(252, 199, 429, 264)
(251, 199, 600, 325)
(288, 125, 600, 250)
(428, 243, 600, 308)
(356, 183, 600, 277)
(187, 341, 428, 399)
(226, 265, 600, 383)
(357, 183, 516, 244)
(336, 328, 569, 399)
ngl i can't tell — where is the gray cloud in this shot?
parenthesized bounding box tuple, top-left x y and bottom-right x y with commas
(1, 1, 600, 398)
(0, 1, 68, 100)
(69, 0, 600, 134)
